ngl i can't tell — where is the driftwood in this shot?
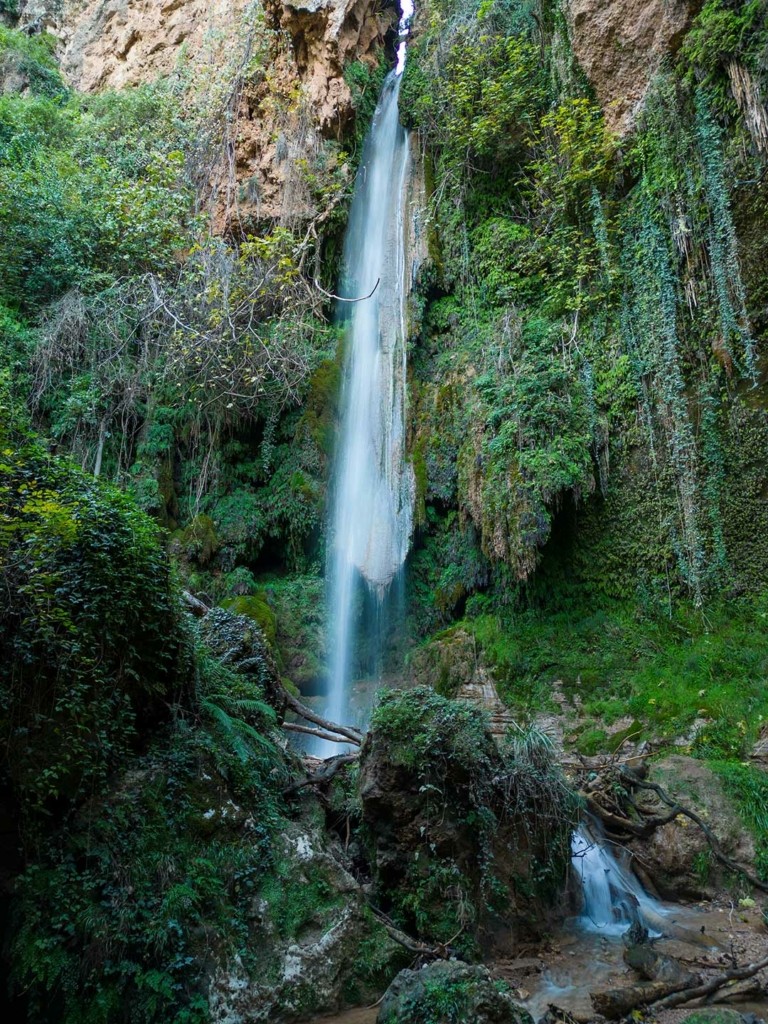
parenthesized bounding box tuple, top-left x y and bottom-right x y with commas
(591, 975, 703, 1019)
(182, 590, 210, 616)
(593, 945, 768, 1017)
(368, 905, 450, 959)
(282, 722, 356, 745)
(283, 692, 363, 746)
(649, 951, 768, 1010)
(283, 753, 359, 796)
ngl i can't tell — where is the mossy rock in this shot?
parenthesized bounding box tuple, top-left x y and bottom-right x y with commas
(378, 961, 533, 1024)
(575, 726, 609, 756)
(222, 593, 277, 646)
(174, 513, 218, 566)
(680, 1012, 747, 1024)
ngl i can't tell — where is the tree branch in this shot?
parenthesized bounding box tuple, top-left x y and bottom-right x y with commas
(313, 277, 380, 303)
(283, 692, 363, 745)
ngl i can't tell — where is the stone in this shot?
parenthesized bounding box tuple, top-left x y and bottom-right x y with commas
(628, 755, 756, 899)
(209, 824, 405, 1021)
(15, 0, 397, 228)
(360, 688, 575, 956)
(564, 0, 702, 135)
(377, 960, 534, 1024)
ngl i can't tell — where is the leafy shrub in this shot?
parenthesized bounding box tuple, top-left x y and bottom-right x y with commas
(0, 430, 186, 816)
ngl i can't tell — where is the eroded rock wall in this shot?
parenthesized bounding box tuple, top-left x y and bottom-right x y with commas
(14, 0, 397, 226)
(564, 0, 703, 135)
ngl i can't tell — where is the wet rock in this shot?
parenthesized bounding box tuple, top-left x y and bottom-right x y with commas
(377, 960, 533, 1024)
(627, 755, 756, 899)
(624, 943, 695, 985)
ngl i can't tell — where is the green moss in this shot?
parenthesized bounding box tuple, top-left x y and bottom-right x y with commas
(177, 513, 219, 566)
(452, 597, 768, 752)
(222, 593, 277, 646)
(575, 727, 609, 756)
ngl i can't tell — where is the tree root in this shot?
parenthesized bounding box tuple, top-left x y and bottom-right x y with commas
(583, 765, 768, 894)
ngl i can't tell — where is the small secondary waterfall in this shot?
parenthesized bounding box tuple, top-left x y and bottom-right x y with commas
(571, 822, 666, 935)
(319, 7, 415, 746)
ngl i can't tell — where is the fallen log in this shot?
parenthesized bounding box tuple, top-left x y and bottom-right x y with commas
(367, 905, 449, 959)
(283, 722, 357, 746)
(283, 692, 363, 746)
(182, 590, 210, 616)
(649, 951, 768, 1010)
(283, 753, 358, 795)
(592, 951, 768, 1017)
(591, 974, 703, 1019)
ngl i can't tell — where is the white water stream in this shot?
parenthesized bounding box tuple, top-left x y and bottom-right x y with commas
(571, 821, 666, 935)
(318, 5, 415, 748)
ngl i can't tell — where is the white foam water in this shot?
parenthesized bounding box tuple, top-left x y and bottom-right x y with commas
(571, 822, 666, 935)
(317, 11, 416, 751)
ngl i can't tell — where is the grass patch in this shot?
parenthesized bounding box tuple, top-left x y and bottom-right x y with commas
(461, 597, 768, 756)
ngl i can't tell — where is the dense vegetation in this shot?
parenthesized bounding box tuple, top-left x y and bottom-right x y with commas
(401, 0, 768, 767)
(0, 12, 387, 1023)
(2, 0, 768, 1020)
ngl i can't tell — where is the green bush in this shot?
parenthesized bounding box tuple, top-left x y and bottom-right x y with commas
(0, 430, 186, 816)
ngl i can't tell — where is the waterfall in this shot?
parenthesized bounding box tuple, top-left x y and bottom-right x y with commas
(571, 822, 666, 936)
(318, 6, 415, 749)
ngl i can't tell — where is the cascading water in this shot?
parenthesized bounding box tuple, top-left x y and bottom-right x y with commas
(318, 4, 415, 750)
(571, 821, 666, 935)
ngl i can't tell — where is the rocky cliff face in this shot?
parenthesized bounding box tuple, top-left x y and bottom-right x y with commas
(14, 0, 397, 226)
(564, 0, 702, 134)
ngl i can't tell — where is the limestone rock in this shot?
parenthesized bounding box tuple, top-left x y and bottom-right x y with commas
(209, 824, 404, 1021)
(628, 755, 756, 899)
(378, 960, 534, 1024)
(15, 0, 396, 227)
(564, 0, 702, 135)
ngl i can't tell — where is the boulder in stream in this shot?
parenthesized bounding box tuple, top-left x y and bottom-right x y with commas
(378, 960, 533, 1024)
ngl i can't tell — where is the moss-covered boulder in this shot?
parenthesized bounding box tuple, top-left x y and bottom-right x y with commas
(199, 607, 286, 718)
(408, 628, 479, 697)
(680, 1012, 749, 1024)
(360, 688, 577, 957)
(378, 960, 533, 1024)
(221, 592, 278, 646)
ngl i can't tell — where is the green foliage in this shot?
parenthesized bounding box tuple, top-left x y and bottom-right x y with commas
(0, 73, 193, 309)
(344, 55, 389, 157)
(456, 597, 768, 753)
(711, 761, 768, 879)
(0, 431, 186, 817)
(0, 27, 65, 98)
(12, 714, 286, 1024)
(681, 0, 766, 114)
